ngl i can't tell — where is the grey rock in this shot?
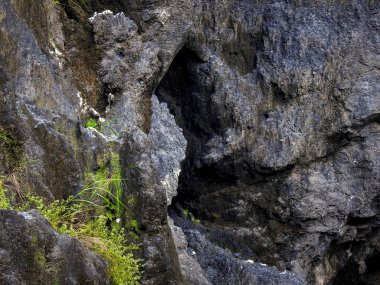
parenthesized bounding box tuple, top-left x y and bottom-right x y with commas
(172, 212, 306, 285)
(0, 0, 379, 284)
(119, 95, 187, 284)
(0, 209, 109, 285)
(150, 95, 187, 205)
(89, 10, 189, 283)
(155, 1, 380, 284)
(168, 216, 211, 285)
(0, 0, 84, 199)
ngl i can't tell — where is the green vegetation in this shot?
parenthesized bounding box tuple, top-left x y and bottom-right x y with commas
(55, 0, 89, 21)
(0, 155, 142, 285)
(85, 116, 121, 138)
(182, 208, 200, 224)
(103, 116, 122, 138)
(85, 115, 122, 139)
(0, 129, 24, 171)
(0, 178, 11, 209)
(85, 117, 101, 130)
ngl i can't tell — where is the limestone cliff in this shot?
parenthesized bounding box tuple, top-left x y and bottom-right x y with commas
(0, 0, 379, 284)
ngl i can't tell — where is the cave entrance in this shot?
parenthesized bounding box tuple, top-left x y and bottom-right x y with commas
(155, 44, 278, 267)
(331, 249, 380, 285)
(155, 45, 242, 220)
(155, 47, 219, 216)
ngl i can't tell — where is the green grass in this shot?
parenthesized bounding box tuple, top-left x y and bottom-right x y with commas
(0, 156, 142, 285)
(0, 178, 11, 209)
(24, 193, 141, 285)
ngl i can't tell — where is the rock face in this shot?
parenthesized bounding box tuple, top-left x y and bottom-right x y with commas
(0, 209, 109, 285)
(156, 1, 380, 284)
(169, 212, 306, 285)
(0, 0, 379, 284)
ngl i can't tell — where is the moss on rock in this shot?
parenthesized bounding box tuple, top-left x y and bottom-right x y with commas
(0, 128, 23, 173)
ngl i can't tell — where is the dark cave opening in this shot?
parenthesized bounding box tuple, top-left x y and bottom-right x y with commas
(154, 46, 292, 266)
(155, 46, 380, 285)
(154, 46, 258, 224)
(155, 46, 220, 213)
(330, 250, 380, 285)
(155, 47, 274, 215)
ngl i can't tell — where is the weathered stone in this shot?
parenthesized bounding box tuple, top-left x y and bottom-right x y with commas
(0, 0, 379, 284)
(119, 95, 187, 284)
(0, 209, 109, 285)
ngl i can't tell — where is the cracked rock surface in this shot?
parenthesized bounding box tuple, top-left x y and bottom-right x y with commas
(0, 0, 379, 284)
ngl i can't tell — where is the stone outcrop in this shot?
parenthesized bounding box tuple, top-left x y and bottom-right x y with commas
(0, 209, 109, 285)
(0, 0, 379, 284)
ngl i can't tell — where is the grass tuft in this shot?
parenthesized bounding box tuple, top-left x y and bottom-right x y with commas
(0, 156, 142, 285)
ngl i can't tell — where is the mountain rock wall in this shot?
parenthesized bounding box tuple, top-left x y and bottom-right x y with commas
(0, 0, 379, 284)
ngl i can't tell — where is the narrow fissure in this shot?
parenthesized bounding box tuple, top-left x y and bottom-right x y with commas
(155, 47, 218, 214)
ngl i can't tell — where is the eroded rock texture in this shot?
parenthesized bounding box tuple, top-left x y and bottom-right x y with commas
(0, 210, 109, 285)
(0, 0, 379, 284)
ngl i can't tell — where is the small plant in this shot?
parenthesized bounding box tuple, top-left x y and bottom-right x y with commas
(0, 177, 11, 209)
(84, 153, 126, 222)
(128, 219, 140, 240)
(182, 208, 190, 218)
(85, 118, 100, 130)
(182, 208, 201, 224)
(84, 116, 122, 138)
(80, 216, 141, 285)
(101, 115, 122, 138)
